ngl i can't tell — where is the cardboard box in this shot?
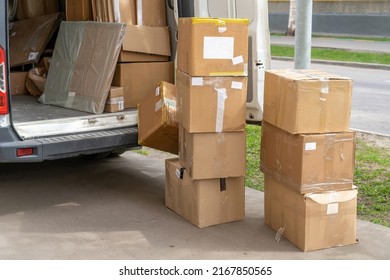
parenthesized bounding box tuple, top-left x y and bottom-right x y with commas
(9, 13, 62, 67)
(179, 126, 246, 179)
(263, 69, 352, 134)
(264, 175, 357, 252)
(118, 51, 169, 63)
(138, 82, 178, 154)
(165, 158, 245, 228)
(112, 62, 174, 109)
(260, 122, 355, 194)
(92, 0, 136, 24)
(176, 69, 247, 133)
(16, 0, 58, 20)
(136, 0, 167, 27)
(122, 25, 171, 57)
(10, 72, 28, 95)
(39, 22, 126, 114)
(66, 0, 93, 21)
(104, 86, 124, 113)
(177, 18, 249, 76)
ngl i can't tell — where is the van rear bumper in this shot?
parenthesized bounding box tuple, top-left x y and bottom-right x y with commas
(0, 126, 139, 162)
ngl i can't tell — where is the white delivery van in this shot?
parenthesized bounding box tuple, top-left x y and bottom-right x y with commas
(0, 0, 270, 163)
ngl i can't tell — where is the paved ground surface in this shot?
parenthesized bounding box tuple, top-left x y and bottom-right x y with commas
(0, 152, 389, 260)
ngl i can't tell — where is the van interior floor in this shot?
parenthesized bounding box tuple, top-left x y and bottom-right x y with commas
(11, 95, 93, 123)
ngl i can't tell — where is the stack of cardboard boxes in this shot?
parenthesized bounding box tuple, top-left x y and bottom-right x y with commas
(164, 18, 249, 228)
(260, 69, 358, 251)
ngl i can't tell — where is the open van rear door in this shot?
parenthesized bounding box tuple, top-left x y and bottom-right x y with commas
(193, 0, 271, 123)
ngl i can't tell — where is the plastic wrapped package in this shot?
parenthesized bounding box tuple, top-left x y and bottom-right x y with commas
(39, 21, 126, 114)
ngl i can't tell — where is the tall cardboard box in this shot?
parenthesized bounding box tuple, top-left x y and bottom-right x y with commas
(136, 0, 167, 27)
(264, 176, 357, 252)
(177, 18, 249, 76)
(263, 69, 352, 134)
(179, 126, 246, 179)
(16, 0, 58, 20)
(165, 158, 245, 228)
(260, 122, 355, 194)
(138, 82, 178, 154)
(112, 62, 174, 109)
(176, 69, 247, 133)
(66, 0, 93, 21)
(10, 72, 28, 95)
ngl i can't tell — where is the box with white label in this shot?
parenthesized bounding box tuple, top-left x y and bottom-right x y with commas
(177, 17, 248, 76)
(260, 122, 355, 194)
(176, 70, 247, 133)
(264, 175, 357, 252)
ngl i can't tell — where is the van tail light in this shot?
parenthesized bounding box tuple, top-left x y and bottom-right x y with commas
(0, 46, 9, 115)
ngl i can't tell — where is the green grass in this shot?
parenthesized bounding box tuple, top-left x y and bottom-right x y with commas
(271, 33, 390, 42)
(271, 45, 390, 65)
(245, 124, 390, 228)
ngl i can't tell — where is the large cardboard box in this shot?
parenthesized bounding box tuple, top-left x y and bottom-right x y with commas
(260, 122, 355, 194)
(138, 82, 178, 154)
(177, 18, 249, 76)
(122, 25, 171, 57)
(66, 0, 93, 21)
(92, 0, 137, 24)
(165, 158, 245, 228)
(16, 0, 58, 20)
(112, 62, 174, 108)
(39, 22, 126, 114)
(179, 126, 246, 179)
(10, 72, 28, 95)
(176, 70, 247, 133)
(9, 13, 62, 67)
(264, 176, 357, 252)
(136, 0, 167, 27)
(104, 86, 124, 113)
(263, 69, 352, 134)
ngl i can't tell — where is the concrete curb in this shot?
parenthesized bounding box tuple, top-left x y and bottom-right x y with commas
(272, 56, 390, 71)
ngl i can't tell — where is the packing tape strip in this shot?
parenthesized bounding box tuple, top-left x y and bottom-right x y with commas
(215, 88, 227, 133)
(137, 0, 143, 25)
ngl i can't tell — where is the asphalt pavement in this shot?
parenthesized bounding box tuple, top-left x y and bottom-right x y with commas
(0, 152, 389, 260)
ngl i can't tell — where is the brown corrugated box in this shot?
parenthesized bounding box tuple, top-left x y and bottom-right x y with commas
(122, 25, 171, 57)
(264, 175, 357, 252)
(39, 21, 126, 114)
(260, 122, 355, 194)
(263, 69, 352, 134)
(138, 82, 178, 154)
(118, 51, 169, 63)
(66, 0, 93, 21)
(9, 13, 62, 67)
(16, 0, 58, 20)
(112, 62, 174, 109)
(136, 0, 167, 27)
(179, 125, 246, 180)
(176, 69, 247, 133)
(165, 158, 245, 228)
(10, 72, 28, 95)
(104, 86, 124, 113)
(177, 18, 249, 76)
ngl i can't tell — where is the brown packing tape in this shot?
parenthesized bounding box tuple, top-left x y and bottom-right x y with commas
(213, 133, 228, 177)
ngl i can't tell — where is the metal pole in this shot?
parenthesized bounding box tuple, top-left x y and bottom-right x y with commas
(294, 0, 313, 69)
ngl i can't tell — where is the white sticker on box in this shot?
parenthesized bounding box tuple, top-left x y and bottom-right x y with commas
(232, 55, 244, 65)
(28, 52, 39, 61)
(155, 86, 160, 96)
(155, 100, 163, 112)
(231, 81, 243, 90)
(327, 203, 339, 215)
(192, 77, 204, 86)
(118, 100, 124, 111)
(218, 26, 227, 33)
(305, 142, 317, 151)
(203, 37, 234, 59)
